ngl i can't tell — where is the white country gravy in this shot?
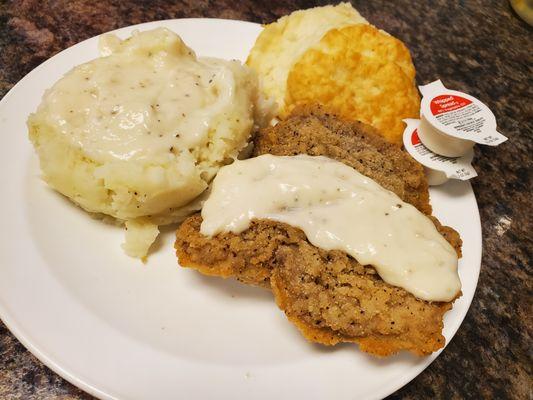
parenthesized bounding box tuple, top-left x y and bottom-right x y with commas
(39, 28, 250, 163)
(200, 155, 461, 302)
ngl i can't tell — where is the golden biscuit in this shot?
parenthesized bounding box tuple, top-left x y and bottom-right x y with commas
(286, 32, 420, 145)
(246, 3, 367, 112)
(317, 24, 416, 81)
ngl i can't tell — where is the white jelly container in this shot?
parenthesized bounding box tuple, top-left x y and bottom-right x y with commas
(418, 116, 475, 157)
(403, 119, 478, 186)
(418, 80, 507, 157)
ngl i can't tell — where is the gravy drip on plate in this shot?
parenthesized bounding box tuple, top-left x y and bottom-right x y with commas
(201, 154, 461, 302)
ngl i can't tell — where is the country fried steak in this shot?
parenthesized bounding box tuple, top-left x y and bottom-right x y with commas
(254, 105, 431, 214)
(174, 105, 462, 356)
(270, 216, 461, 356)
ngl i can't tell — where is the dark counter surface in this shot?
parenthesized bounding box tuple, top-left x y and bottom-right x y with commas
(0, 1, 531, 399)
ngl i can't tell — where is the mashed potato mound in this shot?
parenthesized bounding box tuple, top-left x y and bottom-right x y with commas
(246, 2, 367, 114)
(28, 28, 264, 258)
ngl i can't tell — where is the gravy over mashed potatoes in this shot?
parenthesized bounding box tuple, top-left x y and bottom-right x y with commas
(28, 28, 266, 258)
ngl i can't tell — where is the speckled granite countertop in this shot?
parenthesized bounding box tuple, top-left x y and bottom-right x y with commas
(0, 0, 531, 399)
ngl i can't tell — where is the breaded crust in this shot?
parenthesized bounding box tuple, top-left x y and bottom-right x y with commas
(174, 106, 462, 356)
(175, 215, 306, 288)
(270, 216, 461, 356)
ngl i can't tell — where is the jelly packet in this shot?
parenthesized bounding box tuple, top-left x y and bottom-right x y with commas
(418, 80, 507, 157)
(403, 119, 478, 186)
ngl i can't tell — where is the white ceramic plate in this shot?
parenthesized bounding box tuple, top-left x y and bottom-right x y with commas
(0, 18, 481, 400)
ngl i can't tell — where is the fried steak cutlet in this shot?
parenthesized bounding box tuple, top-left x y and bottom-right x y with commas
(270, 217, 461, 356)
(175, 106, 462, 356)
(176, 105, 435, 285)
(254, 105, 431, 214)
